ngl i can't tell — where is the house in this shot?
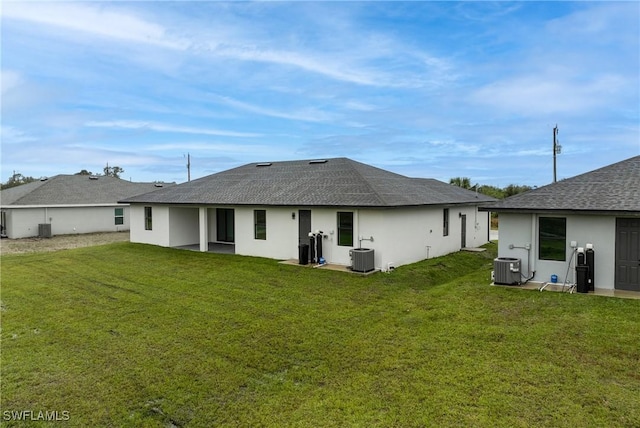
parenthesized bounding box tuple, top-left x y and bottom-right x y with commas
(480, 155, 640, 292)
(122, 158, 495, 271)
(0, 175, 173, 239)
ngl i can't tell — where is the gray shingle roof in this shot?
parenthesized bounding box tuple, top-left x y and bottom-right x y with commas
(0, 175, 173, 206)
(481, 155, 640, 214)
(122, 158, 495, 207)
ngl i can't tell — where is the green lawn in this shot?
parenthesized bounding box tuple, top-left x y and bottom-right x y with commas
(1, 242, 639, 427)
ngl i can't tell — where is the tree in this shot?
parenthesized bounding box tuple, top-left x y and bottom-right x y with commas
(1, 172, 37, 189)
(477, 184, 505, 199)
(103, 164, 124, 178)
(504, 184, 532, 197)
(449, 177, 472, 189)
(448, 177, 532, 199)
(75, 169, 93, 176)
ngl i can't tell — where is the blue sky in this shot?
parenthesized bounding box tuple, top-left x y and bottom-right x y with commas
(1, 1, 638, 187)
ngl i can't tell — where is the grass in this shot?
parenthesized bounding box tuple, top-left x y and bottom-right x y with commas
(1, 242, 639, 427)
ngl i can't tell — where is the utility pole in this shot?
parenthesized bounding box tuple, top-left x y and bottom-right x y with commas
(553, 125, 560, 183)
(186, 153, 191, 182)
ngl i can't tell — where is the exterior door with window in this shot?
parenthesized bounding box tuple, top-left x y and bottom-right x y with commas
(616, 218, 640, 291)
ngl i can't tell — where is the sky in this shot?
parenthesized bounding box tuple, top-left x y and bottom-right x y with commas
(1, 1, 638, 187)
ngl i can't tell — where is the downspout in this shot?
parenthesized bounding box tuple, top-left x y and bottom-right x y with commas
(354, 209, 360, 248)
(530, 213, 537, 278)
(481, 205, 490, 243)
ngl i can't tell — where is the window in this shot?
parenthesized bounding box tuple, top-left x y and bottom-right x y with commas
(337, 212, 353, 246)
(443, 208, 449, 236)
(254, 210, 266, 240)
(539, 217, 566, 261)
(114, 207, 124, 225)
(144, 206, 153, 230)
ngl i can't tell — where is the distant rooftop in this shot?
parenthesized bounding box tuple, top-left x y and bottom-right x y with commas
(1, 175, 174, 206)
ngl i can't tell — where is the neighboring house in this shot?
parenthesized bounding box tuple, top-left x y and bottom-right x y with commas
(0, 175, 172, 239)
(122, 158, 494, 271)
(481, 155, 640, 292)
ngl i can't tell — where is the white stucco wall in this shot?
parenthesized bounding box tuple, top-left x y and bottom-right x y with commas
(167, 207, 199, 247)
(128, 203, 490, 271)
(3, 205, 131, 239)
(357, 205, 490, 270)
(234, 205, 489, 269)
(129, 205, 171, 247)
(497, 213, 617, 289)
(234, 206, 298, 260)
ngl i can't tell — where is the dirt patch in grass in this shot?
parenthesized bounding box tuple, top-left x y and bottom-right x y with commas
(0, 231, 130, 255)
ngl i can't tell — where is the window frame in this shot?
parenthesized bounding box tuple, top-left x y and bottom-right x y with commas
(254, 209, 266, 240)
(144, 206, 153, 231)
(337, 211, 354, 247)
(538, 217, 566, 261)
(443, 208, 449, 236)
(114, 207, 124, 225)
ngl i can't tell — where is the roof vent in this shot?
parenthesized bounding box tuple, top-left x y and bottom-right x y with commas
(256, 162, 272, 167)
(89, 176, 99, 180)
(309, 159, 328, 164)
(154, 183, 163, 187)
(39, 177, 48, 181)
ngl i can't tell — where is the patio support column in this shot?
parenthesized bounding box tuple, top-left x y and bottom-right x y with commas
(199, 207, 208, 252)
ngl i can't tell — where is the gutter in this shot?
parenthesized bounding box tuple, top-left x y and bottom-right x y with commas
(2, 203, 130, 209)
(479, 208, 640, 217)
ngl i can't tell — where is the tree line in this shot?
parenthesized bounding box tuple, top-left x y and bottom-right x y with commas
(449, 177, 532, 199)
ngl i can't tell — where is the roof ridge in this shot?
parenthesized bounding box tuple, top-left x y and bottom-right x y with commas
(346, 159, 404, 206)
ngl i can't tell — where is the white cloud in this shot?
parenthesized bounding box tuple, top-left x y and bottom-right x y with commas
(470, 73, 628, 116)
(1, 70, 23, 94)
(209, 44, 383, 87)
(1, 2, 188, 50)
(141, 142, 283, 156)
(2, 2, 454, 89)
(343, 100, 378, 112)
(85, 120, 261, 138)
(0, 126, 36, 144)
(209, 94, 335, 123)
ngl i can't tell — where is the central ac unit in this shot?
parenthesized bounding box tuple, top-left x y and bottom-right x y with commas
(38, 223, 52, 238)
(350, 248, 375, 273)
(493, 257, 521, 285)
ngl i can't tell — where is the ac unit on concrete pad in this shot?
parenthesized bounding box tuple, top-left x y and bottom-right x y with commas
(493, 257, 521, 285)
(350, 248, 375, 272)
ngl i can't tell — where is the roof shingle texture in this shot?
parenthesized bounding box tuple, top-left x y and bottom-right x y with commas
(1, 175, 172, 206)
(483, 155, 640, 213)
(122, 158, 495, 207)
